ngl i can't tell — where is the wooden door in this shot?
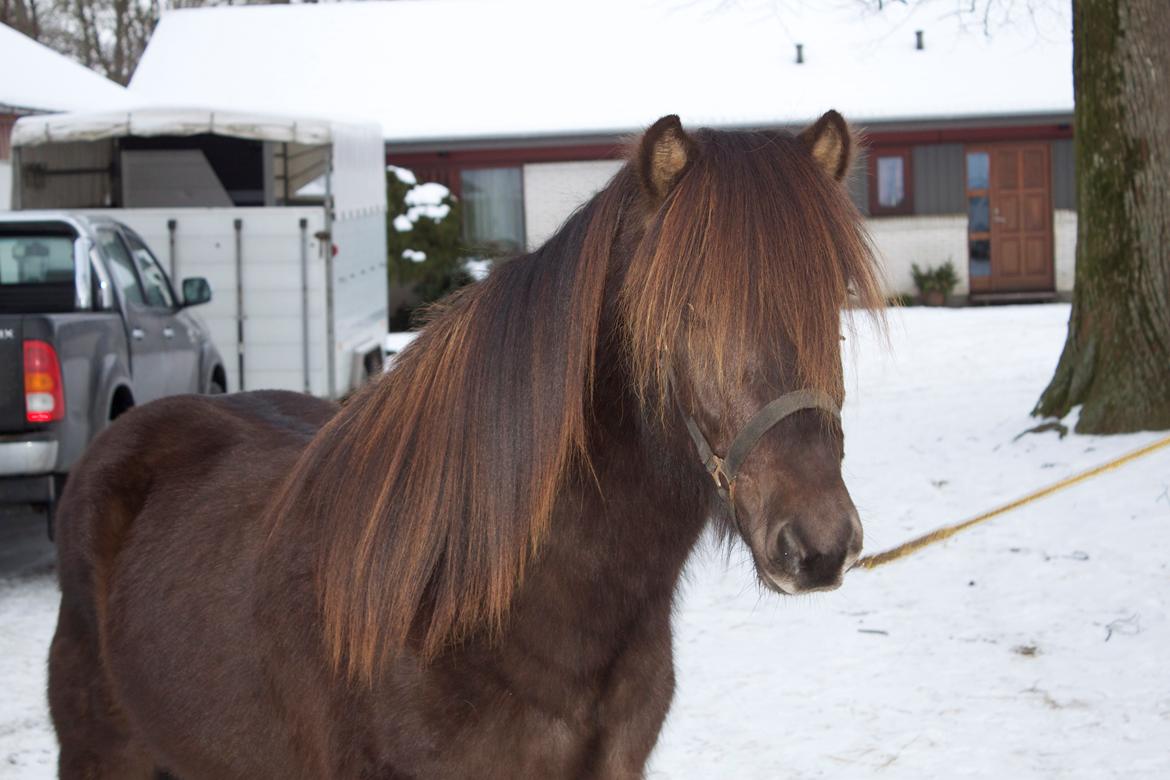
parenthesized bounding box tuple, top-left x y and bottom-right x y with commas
(966, 144, 1054, 293)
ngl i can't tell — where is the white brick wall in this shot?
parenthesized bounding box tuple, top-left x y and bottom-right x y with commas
(523, 160, 623, 249)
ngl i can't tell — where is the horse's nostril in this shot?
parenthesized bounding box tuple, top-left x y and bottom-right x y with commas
(801, 549, 844, 583)
(768, 521, 853, 584)
(769, 524, 805, 574)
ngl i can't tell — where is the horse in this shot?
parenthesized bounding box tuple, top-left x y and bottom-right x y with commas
(48, 110, 884, 779)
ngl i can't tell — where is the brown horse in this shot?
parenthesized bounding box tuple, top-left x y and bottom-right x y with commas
(48, 111, 883, 779)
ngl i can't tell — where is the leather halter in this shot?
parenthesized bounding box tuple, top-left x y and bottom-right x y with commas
(680, 389, 841, 509)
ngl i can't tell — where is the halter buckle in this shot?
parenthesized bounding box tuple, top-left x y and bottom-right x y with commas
(705, 454, 733, 494)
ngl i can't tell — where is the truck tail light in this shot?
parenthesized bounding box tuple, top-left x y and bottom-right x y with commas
(24, 340, 65, 423)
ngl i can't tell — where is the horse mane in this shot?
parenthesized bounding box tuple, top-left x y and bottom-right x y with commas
(277, 125, 883, 682)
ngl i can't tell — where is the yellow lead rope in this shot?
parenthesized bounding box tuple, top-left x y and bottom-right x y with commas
(856, 432, 1170, 570)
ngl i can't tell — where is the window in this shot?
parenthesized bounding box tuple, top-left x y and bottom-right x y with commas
(461, 167, 526, 255)
(869, 149, 913, 216)
(0, 233, 76, 313)
(95, 229, 145, 306)
(966, 150, 992, 280)
(0, 236, 74, 286)
(122, 231, 174, 308)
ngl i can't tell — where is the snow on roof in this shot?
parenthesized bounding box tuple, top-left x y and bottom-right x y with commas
(10, 107, 362, 147)
(0, 23, 132, 113)
(128, 0, 1073, 145)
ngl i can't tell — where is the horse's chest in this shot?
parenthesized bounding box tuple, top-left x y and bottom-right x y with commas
(355, 621, 674, 778)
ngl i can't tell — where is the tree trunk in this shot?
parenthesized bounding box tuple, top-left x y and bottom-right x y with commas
(1035, 0, 1170, 433)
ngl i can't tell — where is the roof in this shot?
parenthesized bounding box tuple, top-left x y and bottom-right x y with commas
(0, 23, 132, 113)
(127, 0, 1074, 146)
(10, 107, 370, 147)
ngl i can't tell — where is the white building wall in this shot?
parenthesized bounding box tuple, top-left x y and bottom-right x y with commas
(523, 160, 623, 249)
(1053, 209, 1076, 295)
(520, 162, 1077, 300)
(865, 215, 971, 298)
(0, 161, 11, 210)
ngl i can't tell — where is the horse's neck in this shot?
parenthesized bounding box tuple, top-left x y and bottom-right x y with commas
(510, 381, 710, 645)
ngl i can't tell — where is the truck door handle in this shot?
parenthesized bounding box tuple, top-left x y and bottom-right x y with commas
(131, 328, 145, 341)
(163, 327, 175, 339)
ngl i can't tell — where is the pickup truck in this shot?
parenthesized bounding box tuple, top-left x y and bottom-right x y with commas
(1, 213, 225, 526)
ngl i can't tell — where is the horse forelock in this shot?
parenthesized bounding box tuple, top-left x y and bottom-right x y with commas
(288, 127, 884, 683)
(621, 128, 886, 411)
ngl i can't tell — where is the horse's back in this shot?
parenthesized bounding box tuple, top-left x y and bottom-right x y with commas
(50, 390, 336, 779)
(54, 389, 335, 597)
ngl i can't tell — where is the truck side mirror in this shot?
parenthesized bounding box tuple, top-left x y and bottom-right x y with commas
(181, 277, 212, 307)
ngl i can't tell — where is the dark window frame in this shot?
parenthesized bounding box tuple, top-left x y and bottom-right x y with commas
(120, 227, 177, 309)
(868, 147, 914, 216)
(95, 227, 148, 308)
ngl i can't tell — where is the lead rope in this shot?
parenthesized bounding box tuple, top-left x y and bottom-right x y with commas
(856, 432, 1170, 570)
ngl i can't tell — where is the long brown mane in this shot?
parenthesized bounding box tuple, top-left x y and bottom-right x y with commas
(274, 125, 884, 682)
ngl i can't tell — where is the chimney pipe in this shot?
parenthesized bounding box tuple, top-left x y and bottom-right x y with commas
(795, 43, 804, 64)
(915, 30, 924, 50)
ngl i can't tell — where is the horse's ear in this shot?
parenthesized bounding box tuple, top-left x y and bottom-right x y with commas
(799, 110, 853, 182)
(638, 115, 698, 201)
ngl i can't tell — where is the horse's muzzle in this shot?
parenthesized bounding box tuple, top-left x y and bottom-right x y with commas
(760, 509, 862, 594)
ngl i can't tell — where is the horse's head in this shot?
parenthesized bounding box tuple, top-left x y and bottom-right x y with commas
(621, 112, 883, 595)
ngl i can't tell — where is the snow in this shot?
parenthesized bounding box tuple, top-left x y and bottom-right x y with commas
(405, 202, 450, 223)
(405, 182, 450, 209)
(388, 165, 417, 185)
(383, 331, 418, 356)
(4, 304, 1169, 778)
(393, 178, 453, 233)
(464, 258, 492, 281)
(402, 248, 427, 263)
(126, 0, 1073, 144)
(0, 24, 132, 113)
(0, 575, 58, 776)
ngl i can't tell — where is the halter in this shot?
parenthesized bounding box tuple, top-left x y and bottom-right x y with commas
(680, 389, 841, 511)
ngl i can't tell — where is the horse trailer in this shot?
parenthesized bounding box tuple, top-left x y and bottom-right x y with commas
(9, 108, 389, 398)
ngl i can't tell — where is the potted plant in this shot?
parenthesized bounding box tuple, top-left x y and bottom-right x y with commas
(911, 261, 959, 306)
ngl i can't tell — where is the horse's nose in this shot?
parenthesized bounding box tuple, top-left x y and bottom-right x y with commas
(767, 516, 859, 591)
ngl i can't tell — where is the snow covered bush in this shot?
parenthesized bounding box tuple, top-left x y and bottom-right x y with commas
(386, 166, 476, 329)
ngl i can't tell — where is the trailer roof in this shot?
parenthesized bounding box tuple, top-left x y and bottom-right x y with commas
(127, 0, 1074, 145)
(11, 108, 388, 218)
(10, 107, 371, 147)
(0, 23, 132, 114)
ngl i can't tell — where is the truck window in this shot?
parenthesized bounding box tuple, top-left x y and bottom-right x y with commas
(95, 229, 146, 307)
(122, 232, 175, 308)
(0, 234, 76, 313)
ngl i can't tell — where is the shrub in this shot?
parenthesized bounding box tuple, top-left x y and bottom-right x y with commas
(386, 166, 474, 329)
(910, 261, 959, 303)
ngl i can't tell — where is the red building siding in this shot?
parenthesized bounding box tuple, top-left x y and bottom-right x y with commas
(386, 122, 1073, 198)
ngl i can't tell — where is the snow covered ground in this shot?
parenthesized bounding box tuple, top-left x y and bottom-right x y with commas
(3, 303, 1168, 778)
